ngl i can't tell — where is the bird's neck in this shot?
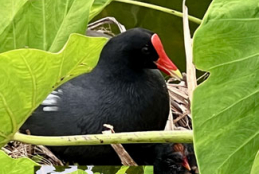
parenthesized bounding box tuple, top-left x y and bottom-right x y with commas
(97, 54, 144, 83)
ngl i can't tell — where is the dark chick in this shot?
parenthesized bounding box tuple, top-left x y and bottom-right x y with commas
(153, 143, 191, 174)
(123, 143, 191, 174)
(21, 28, 183, 172)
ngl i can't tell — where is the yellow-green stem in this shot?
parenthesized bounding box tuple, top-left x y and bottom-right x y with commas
(13, 130, 193, 146)
(114, 0, 202, 24)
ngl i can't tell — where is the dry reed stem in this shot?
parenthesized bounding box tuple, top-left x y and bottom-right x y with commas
(183, 0, 197, 104)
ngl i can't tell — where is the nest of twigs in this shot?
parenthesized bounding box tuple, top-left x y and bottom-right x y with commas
(166, 73, 192, 131)
(2, 141, 64, 165)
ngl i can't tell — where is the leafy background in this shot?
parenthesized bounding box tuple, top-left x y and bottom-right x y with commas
(3, 0, 259, 174)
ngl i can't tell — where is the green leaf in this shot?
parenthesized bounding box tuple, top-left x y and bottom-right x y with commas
(92, 166, 122, 173)
(48, 0, 95, 52)
(126, 166, 144, 174)
(115, 166, 130, 174)
(251, 151, 259, 174)
(0, 34, 107, 148)
(0, 150, 39, 174)
(0, 0, 96, 53)
(68, 169, 88, 174)
(193, 0, 259, 174)
(144, 166, 153, 174)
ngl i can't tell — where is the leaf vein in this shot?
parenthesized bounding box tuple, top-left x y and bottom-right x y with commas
(21, 55, 36, 108)
(210, 18, 259, 22)
(0, 93, 16, 133)
(209, 52, 259, 70)
(200, 89, 259, 126)
(64, 0, 69, 19)
(12, 0, 17, 49)
(215, 131, 259, 173)
(0, 131, 7, 138)
(48, 0, 75, 51)
(42, 0, 46, 50)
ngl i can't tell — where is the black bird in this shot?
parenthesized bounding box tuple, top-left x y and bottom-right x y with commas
(21, 28, 185, 172)
(127, 143, 191, 174)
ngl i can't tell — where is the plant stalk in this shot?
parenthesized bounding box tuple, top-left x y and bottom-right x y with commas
(13, 130, 193, 146)
(114, 0, 202, 24)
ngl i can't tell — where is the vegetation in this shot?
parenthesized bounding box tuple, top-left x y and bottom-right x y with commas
(0, 0, 258, 174)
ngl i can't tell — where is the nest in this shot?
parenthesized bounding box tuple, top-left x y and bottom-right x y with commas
(166, 73, 192, 131)
(2, 141, 64, 165)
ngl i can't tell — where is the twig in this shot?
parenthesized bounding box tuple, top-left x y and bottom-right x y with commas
(1, 147, 11, 154)
(38, 145, 64, 166)
(13, 130, 193, 146)
(164, 100, 175, 131)
(114, 0, 202, 24)
(88, 17, 126, 33)
(103, 124, 137, 166)
(197, 72, 209, 82)
(173, 111, 190, 124)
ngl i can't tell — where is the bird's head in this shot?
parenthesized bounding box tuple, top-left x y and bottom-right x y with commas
(172, 143, 191, 171)
(102, 28, 182, 80)
(155, 143, 191, 174)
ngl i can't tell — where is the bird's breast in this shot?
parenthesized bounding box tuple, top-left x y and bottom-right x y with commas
(96, 70, 169, 132)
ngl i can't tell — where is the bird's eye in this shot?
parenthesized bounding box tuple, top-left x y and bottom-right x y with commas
(141, 46, 150, 55)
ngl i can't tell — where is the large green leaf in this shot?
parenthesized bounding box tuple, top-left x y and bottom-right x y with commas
(93, 0, 212, 74)
(0, 0, 112, 53)
(0, 150, 38, 174)
(0, 34, 107, 148)
(0, 0, 93, 52)
(251, 152, 259, 174)
(193, 0, 259, 174)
